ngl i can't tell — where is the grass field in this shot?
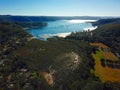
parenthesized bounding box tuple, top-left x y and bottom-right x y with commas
(102, 52, 118, 60)
(93, 53, 120, 82)
(92, 44, 120, 82)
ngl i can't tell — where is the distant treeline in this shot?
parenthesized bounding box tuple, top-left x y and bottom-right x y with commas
(0, 22, 47, 29)
(0, 15, 104, 22)
(92, 18, 120, 26)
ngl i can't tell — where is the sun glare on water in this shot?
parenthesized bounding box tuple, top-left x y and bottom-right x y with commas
(69, 20, 97, 23)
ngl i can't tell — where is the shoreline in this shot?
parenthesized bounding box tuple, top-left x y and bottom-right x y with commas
(27, 19, 98, 40)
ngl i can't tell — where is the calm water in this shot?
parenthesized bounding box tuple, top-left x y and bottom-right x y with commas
(27, 20, 97, 40)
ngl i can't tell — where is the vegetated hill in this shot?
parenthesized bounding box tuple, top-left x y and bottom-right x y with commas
(0, 22, 47, 30)
(92, 24, 120, 53)
(92, 18, 120, 26)
(0, 22, 120, 90)
(93, 24, 120, 37)
(13, 22, 47, 29)
(0, 22, 29, 42)
(0, 15, 103, 22)
(66, 24, 120, 54)
(0, 22, 104, 90)
(65, 20, 120, 89)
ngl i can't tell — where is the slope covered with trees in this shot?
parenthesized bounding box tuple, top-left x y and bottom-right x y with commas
(66, 23, 120, 54)
(0, 22, 105, 90)
(92, 18, 120, 26)
(0, 18, 120, 90)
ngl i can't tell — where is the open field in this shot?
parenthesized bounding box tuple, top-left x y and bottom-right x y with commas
(92, 52, 120, 82)
(91, 43, 120, 82)
(102, 52, 118, 60)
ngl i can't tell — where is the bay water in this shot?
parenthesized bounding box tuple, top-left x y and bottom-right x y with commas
(27, 20, 97, 40)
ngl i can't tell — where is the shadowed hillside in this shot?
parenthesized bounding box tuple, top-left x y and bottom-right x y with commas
(92, 18, 120, 26)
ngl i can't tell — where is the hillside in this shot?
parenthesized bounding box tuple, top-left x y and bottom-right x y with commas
(92, 24, 120, 53)
(92, 18, 120, 26)
(65, 19, 120, 89)
(66, 23, 120, 54)
(0, 22, 103, 90)
(0, 18, 120, 90)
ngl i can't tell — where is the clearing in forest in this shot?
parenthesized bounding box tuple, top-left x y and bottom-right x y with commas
(91, 43, 120, 82)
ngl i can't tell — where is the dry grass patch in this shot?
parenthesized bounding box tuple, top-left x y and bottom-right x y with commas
(93, 52, 120, 82)
(102, 52, 118, 61)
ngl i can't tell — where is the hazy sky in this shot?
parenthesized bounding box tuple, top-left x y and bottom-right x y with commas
(0, 0, 120, 16)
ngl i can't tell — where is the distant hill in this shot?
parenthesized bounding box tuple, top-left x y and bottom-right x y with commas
(0, 15, 105, 22)
(92, 18, 120, 26)
(93, 24, 120, 52)
(93, 24, 120, 37)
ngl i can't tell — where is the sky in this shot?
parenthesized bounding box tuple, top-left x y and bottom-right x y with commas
(0, 0, 120, 16)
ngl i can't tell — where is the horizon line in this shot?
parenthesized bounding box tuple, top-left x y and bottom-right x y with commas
(0, 14, 120, 17)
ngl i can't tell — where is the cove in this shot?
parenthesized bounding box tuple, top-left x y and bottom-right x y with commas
(27, 20, 97, 40)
